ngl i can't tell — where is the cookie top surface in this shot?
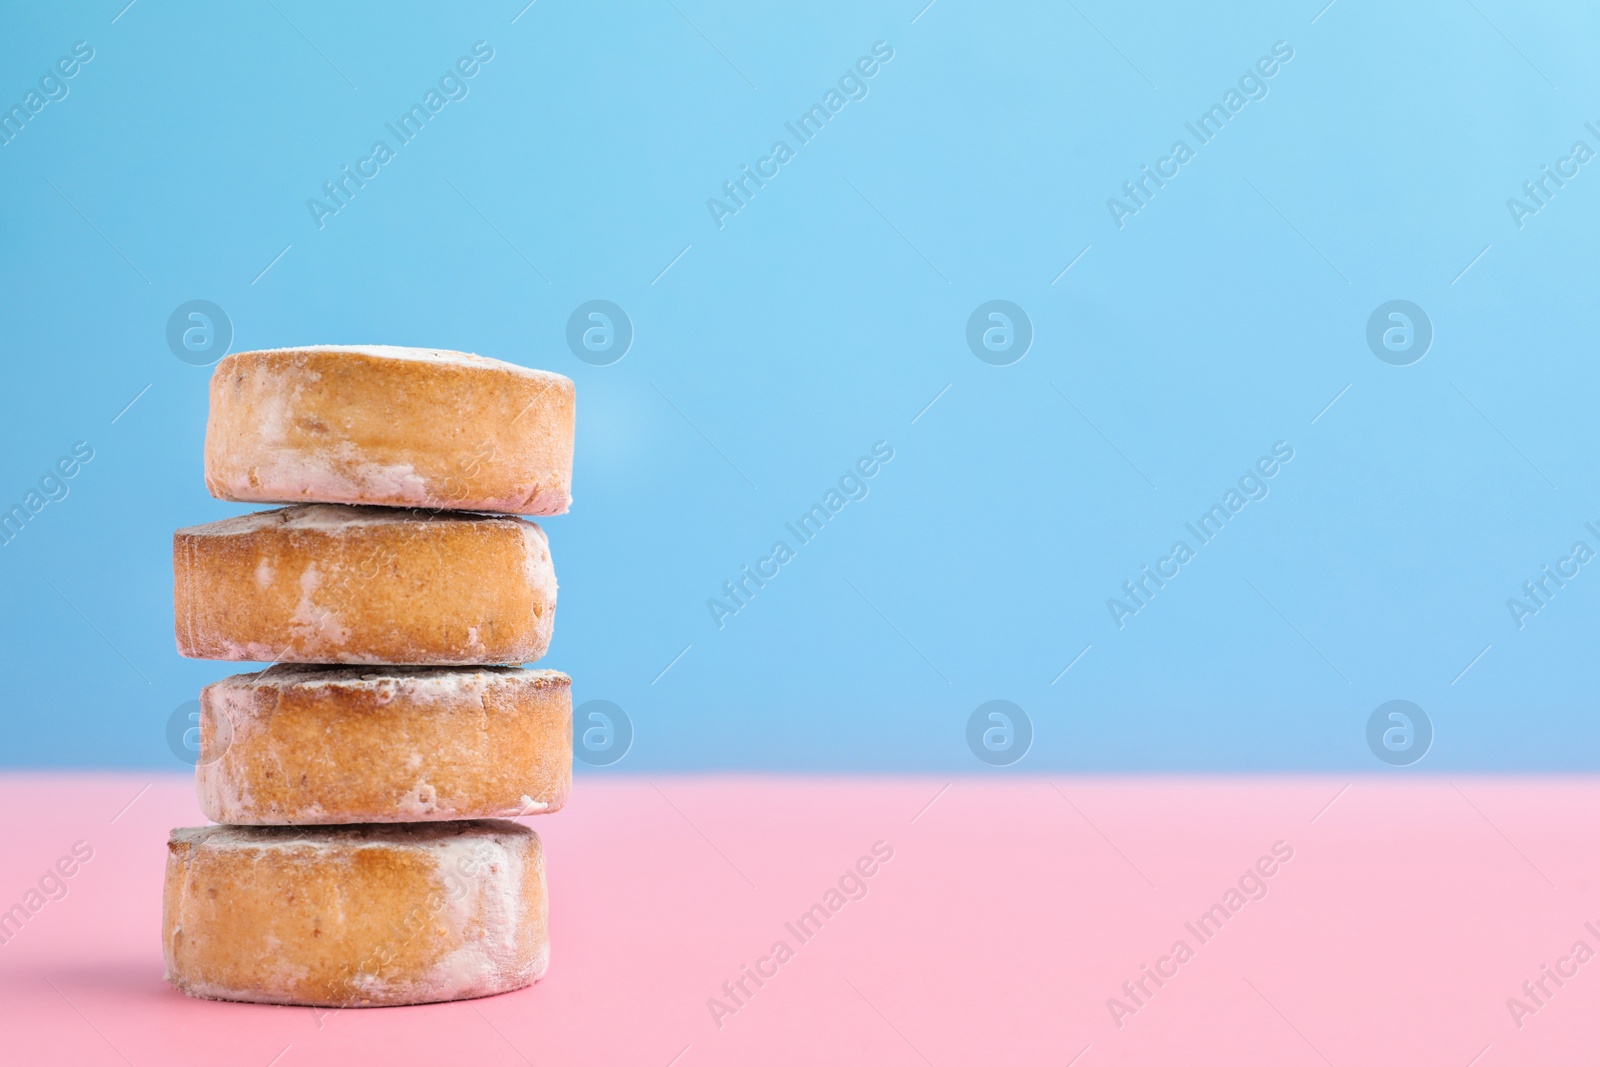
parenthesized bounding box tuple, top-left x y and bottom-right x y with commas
(219, 344, 565, 379)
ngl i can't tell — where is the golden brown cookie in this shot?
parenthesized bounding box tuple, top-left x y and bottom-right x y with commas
(173, 504, 556, 664)
(204, 345, 574, 515)
(197, 665, 571, 824)
(163, 821, 548, 1006)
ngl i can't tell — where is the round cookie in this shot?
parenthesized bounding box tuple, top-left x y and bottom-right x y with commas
(204, 345, 575, 515)
(163, 821, 548, 1006)
(198, 665, 572, 824)
(173, 504, 556, 664)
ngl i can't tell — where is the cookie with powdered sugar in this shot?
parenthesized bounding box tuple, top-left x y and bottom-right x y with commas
(204, 345, 574, 516)
(172, 504, 556, 665)
(197, 665, 571, 825)
(163, 820, 548, 1006)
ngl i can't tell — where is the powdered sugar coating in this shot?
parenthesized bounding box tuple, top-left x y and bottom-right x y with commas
(164, 821, 547, 1006)
(204, 346, 574, 516)
(235, 663, 570, 693)
(173, 505, 557, 665)
(195, 664, 571, 824)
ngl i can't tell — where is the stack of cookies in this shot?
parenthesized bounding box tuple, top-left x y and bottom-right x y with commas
(162, 346, 576, 1007)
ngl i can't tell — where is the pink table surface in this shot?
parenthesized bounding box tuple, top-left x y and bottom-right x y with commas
(0, 773, 1596, 1066)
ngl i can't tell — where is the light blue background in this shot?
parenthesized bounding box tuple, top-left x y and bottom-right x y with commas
(2, 0, 1596, 771)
